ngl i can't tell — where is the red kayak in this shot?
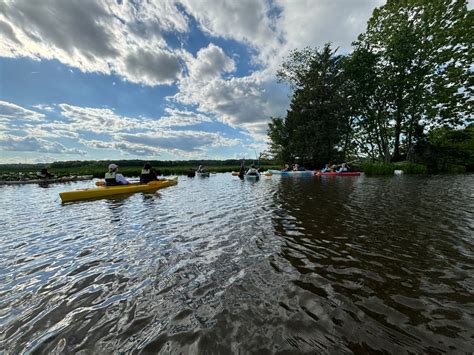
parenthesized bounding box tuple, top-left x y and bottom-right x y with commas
(315, 171, 361, 176)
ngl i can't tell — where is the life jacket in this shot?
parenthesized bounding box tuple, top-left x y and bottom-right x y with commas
(140, 169, 153, 183)
(105, 171, 118, 186)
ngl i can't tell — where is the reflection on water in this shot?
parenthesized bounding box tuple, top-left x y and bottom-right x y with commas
(0, 174, 473, 353)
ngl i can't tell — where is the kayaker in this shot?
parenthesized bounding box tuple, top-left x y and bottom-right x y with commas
(247, 164, 259, 176)
(197, 165, 207, 173)
(337, 163, 348, 173)
(105, 164, 129, 186)
(140, 162, 158, 183)
(238, 161, 246, 178)
(281, 164, 291, 171)
(321, 164, 331, 173)
(293, 164, 305, 171)
(36, 168, 54, 179)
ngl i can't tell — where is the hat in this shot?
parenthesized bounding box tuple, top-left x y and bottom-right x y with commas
(108, 163, 118, 170)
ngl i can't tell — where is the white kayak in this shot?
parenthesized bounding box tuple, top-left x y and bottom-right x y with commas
(245, 172, 260, 180)
(196, 171, 210, 177)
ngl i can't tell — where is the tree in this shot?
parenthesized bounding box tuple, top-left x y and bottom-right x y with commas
(268, 44, 351, 167)
(350, 0, 473, 162)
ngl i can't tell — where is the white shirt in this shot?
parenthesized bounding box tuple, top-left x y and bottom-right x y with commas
(115, 173, 129, 184)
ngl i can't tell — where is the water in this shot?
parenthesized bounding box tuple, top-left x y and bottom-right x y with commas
(0, 173, 473, 353)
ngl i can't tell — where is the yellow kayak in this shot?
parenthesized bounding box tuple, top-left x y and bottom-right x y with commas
(59, 177, 178, 202)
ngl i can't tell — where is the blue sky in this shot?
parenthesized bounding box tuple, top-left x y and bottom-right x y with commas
(0, 0, 384, 163)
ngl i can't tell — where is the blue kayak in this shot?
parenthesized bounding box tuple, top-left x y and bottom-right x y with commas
(268, 170, 314, 176)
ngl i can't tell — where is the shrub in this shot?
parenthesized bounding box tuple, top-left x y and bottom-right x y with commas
(393, 162, 428, 174)
(362, 163, 395, 175)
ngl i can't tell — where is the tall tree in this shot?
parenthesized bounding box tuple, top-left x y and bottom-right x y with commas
(350, 0, 473, 161)
(268, 44, 351, 167)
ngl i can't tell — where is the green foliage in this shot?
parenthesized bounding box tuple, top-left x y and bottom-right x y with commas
(362, 163, 395, 175)
(269, 44, 351, 167)
(393, 162, 428, 174)
(425, 125, 474, 172)
(350, 0, 472, 162)
(269, 0, 472, 172)
(447, 164, 466, 174)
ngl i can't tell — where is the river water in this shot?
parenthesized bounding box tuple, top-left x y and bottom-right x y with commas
(0, 173, 473, 353)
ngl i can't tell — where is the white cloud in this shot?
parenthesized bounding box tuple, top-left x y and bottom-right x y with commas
(0, 100, 239, 158)
(180, 0, 280, 64)
(32, 104, 55, 112)
(0, 101, 45, 121)
(0, 135, 85, 155)
(78, 130, 239, 157)
(0, 0, 187, 85)
(187, 43, 236, 80)
(157, 108, 212, 127)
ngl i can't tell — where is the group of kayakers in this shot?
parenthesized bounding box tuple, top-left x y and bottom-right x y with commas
(321, 162, 351, 173)
(278, 161, 354, 173)
(281, 163, 306, 172)
(104, 162, 160, 186)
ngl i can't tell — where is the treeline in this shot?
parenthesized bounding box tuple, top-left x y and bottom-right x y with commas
(268, 0, 473, 173)
(0, 159, 267, 170)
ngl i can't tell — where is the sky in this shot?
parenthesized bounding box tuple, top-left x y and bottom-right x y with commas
(0, 0, 385, 163)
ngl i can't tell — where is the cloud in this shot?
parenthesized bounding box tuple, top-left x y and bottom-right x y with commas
(157, 108, 212, 127)
(119, 130, 239, 152)
(274, 0, 384, 55)
(0, 135, 85, 155)
(176, 70, 289, 137)
(0, 0, 187, 85)
(0, 101, 45, 121)
(121, 49, 181, 86)
(187, 43, 236, 80)
(0, 101, 239, 159)
(79, 130, 239, 157)
(32, 104, 55, 112)
(0, 19, 19, 43)
(180, 0, 280, 63)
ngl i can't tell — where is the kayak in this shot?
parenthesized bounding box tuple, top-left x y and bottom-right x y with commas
(59, 177, 178, 202)
(0, 175, 93, 185)
(245, 173, 260, 180)
(196, 171, 210, 177)
(315, 171, 361, 176)
(268, 169, 314, 176)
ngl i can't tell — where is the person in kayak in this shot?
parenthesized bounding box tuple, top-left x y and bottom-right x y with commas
(337, 163, 348, 173)
(293, 164, 306, 171)
(36, 168, 55, 179)
(238, 161, 246, 178)
(197, 165, 207, 173)
(281, 164, 292, 171)
(105, 164, 129, 186)
(140, 162, 158, 183)
(321, 164, 333, 173)
(247, 164, 259, 176)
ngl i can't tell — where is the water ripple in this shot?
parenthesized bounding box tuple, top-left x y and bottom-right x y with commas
(0, 174, 473, 353)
